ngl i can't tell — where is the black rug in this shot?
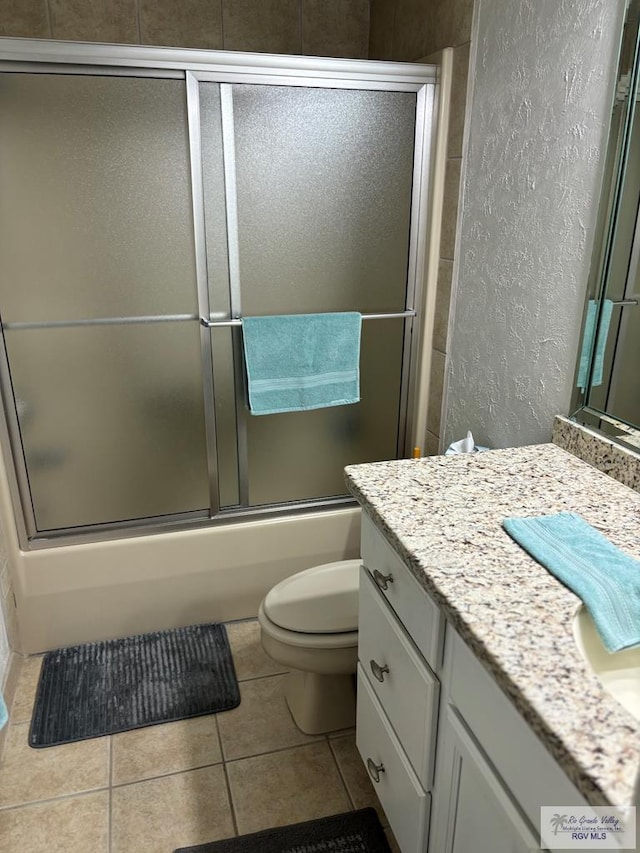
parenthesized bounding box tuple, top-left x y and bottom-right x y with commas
(30, 622, 240, 747)
(175, 809, 391, 853)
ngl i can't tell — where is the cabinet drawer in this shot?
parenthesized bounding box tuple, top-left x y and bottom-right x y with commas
(356, 665, 431, 853)
(359, 566, 439, 789)
(361, 512, 443, 671)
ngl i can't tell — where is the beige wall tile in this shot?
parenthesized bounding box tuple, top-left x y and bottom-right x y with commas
(0, 722, 109, 807)
(0, 0, 50, 37)
(393, 0, 430, 61)
(368, 0, 394, 60)
(217, 674, 321, 760)
(112, 715, 222, 785)
(222, 0, 300, 54)
(425, 430, 441, 456)
(433, 258, 453, 352)
(0, 791, 109, 853)
(427, 348, 446, 436)
(302, 0, 369, 59)
(448, 41, 470, 157)
(225, 619, 286, 681)
(440, 157, 461, 260)
(227, 741, 351, 834)
(112, 764, 233, 853)
(140, 0, 223, 48)
(49, 0, 138, 43)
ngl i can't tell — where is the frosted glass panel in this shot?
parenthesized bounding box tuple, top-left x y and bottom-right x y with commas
(0, 74, 197, 322)
(231, 86, 416, 315)
(243, 320, 404, 505)
(5, 323, 209, 530)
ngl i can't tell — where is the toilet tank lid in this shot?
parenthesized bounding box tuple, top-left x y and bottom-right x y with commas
(264, 560, 361, 634)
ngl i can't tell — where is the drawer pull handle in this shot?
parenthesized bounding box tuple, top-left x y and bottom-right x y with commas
(372, 569, 394, 591)
(370, 659, 390, 683)
(367, 758, 385, 783)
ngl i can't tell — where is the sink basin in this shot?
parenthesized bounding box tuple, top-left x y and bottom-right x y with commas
(572, 605, 640, 721)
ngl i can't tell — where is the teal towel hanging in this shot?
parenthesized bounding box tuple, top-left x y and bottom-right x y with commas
(241, 313, 362, 415)
(0, 693, 7, 729)
(502, 512, 640, 653)
(577, 299, 613, 391)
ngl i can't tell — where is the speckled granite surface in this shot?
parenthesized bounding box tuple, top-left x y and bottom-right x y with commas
(345, 443, 640, 807)
(553, 416, 640, 493)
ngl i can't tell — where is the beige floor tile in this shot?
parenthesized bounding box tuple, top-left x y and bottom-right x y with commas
(112, 715, 223, 785)
(0, 790, 109, 853)
(112, 764, 234, 853)
(225, 619, 286, 681)
(385, 825, 402, 853)
(217, 674, 321, 761)
(227, 741, 351, 835)
(10, 655, 43, 724)
(330, 735, 387, 827)
(0, 723, 109, 808)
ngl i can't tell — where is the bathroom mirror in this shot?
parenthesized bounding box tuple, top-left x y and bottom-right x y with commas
(572, 0, 640, 450)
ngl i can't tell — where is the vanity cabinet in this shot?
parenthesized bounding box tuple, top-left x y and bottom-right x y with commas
(356, 511, 589, 853)
(432, 705, 541, 853)
(357, 514, 443, 853)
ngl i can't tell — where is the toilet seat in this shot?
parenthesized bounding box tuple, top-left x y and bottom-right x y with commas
(258, 601, 358, 650)
(263, 559, 360, 634)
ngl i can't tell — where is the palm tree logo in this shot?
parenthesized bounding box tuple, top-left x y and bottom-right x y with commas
(550, 814, 568, 835)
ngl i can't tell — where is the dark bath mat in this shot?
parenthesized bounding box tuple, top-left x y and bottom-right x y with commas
(30, 622, 240, 747)
(174, 808, 391, 853)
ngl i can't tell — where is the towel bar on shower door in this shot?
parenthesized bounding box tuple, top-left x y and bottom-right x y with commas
(199, 310, 417, 328)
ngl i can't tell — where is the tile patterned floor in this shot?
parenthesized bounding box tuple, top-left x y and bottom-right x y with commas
(0, 619, 400, 853)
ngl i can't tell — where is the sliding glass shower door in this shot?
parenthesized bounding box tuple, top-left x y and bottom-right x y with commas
(0, 74, 210, 531)
(199, 81, 417, 508)
(0, 51, 433, 541)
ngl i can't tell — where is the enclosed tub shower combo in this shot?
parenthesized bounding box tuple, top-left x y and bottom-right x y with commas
(0, 40, 440, 657)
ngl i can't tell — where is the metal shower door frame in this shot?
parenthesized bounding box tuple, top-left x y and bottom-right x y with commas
(0, 40, 437, 547)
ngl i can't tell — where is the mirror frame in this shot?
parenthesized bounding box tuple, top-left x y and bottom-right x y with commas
(573, 0, 640, 452)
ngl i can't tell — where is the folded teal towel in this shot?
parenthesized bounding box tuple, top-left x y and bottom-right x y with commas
(503, 512, 640, 652)
(242, 313, 362, 415)
(577, 299, 613, 390)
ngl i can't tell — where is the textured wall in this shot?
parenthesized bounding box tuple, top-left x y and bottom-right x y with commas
(444, 0, 626, 450)
(0, 0, 370, 57)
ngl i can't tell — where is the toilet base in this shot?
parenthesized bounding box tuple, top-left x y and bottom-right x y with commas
(285, 669, 356, 735)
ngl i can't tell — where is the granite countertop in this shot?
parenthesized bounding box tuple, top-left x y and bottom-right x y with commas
(345, 443, 640, 808)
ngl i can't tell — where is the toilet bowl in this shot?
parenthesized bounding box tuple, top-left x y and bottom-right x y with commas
(258, 559, 361, 735)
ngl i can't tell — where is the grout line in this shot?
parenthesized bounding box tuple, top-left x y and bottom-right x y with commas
(299, 0, 304, 55)
(0, 785, 111, 813)
(134, 0, 142, 44)
(220, 0, 226, 50)
(109, 758, 226, 790)
(222, 738, 326, 767)
(235, 669, 288, 685)
(45, 0, 53, 39)
(219, 713, 239, 837)
(327, 738, 355, 811)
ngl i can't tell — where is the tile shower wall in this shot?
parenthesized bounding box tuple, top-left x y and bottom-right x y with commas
(0, 0, 370, 58)
(369, 0, 474, 455)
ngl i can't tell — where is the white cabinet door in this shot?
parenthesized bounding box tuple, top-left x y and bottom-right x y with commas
(432, 705, 543, 853)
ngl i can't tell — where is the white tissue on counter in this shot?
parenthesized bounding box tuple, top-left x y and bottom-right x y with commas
(445, 430, 489, 455)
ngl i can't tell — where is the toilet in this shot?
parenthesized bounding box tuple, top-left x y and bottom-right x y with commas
(258, 559, 361, 735)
